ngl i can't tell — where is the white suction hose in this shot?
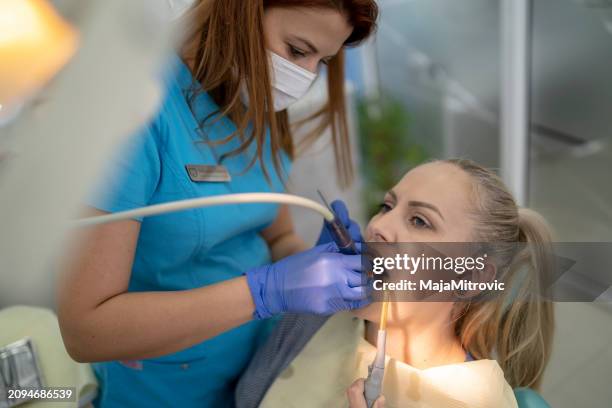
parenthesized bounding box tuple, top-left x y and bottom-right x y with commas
(73, 193, 335, 227)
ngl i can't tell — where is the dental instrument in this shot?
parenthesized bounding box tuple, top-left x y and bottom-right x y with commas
(316, 190, 359, 255)
(364, 295, 388, 408)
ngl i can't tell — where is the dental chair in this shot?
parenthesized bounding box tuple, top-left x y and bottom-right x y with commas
(514, 388, 551, 408)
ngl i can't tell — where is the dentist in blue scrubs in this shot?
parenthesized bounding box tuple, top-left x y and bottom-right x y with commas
(57, 0, 379, 406)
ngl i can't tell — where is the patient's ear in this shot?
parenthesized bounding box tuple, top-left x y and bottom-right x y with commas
(474, 262, 497, 284)
(454, 262, 497, 300)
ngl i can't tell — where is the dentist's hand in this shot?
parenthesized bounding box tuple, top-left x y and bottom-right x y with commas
(316, 200, 363, 246)
(246, 243, 369, 319)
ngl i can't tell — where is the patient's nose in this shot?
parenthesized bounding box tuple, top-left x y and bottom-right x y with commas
(368, 215, 395, 242)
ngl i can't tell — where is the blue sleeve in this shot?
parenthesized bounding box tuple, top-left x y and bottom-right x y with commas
(87, 118, 163, 221)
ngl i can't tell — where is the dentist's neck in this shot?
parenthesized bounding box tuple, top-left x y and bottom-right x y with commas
(365, 303, 466, 369)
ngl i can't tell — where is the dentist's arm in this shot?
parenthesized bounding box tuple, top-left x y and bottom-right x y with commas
(57, 208, 367, 362)
(57, 209, 256, 362)
(261, 205, 308, 261)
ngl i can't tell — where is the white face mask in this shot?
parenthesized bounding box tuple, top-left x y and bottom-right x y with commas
(241, 52, 318, 112)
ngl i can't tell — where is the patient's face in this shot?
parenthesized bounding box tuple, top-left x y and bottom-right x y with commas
(366, 161, 475, 243)
(354, 161, 477, 324)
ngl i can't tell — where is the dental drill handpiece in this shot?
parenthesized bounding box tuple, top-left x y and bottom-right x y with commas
(364, 296, 388, 408)
(317, 190, 359, 255)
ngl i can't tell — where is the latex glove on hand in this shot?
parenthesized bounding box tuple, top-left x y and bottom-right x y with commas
(316, 200, 363, 247)
(246, 242, 369, 319)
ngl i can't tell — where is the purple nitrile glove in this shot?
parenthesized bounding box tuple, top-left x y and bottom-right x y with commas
(246, 242, 370, 319)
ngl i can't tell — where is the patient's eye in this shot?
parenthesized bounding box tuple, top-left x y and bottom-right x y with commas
(410, 216, 431, 229)
(378, 203, 392, 214)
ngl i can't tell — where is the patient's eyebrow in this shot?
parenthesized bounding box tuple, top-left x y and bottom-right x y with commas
(408, 200, 445, 220)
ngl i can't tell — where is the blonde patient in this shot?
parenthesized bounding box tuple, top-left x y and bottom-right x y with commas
(236, 159, 554, 408)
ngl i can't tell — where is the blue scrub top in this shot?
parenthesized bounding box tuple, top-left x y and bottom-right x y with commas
(89, 55, 291, 407)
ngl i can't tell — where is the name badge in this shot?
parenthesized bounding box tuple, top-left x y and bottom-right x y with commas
(185, 165, 231, 183)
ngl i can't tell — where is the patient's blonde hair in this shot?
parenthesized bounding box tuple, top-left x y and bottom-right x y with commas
(444, 159, 554, 390)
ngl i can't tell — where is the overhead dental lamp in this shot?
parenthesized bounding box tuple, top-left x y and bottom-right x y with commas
(0, 0, 174, 306)
(0, 0, 78, 120)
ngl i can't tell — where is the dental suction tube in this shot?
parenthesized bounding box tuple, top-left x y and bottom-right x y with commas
(73, 193, 335, 227)
(364, 296, 389, 407)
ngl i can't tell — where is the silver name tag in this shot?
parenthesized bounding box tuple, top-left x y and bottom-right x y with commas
(185, 165, 231, 183)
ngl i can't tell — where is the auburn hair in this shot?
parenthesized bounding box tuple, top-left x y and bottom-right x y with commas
(177, 0, 378, 186)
